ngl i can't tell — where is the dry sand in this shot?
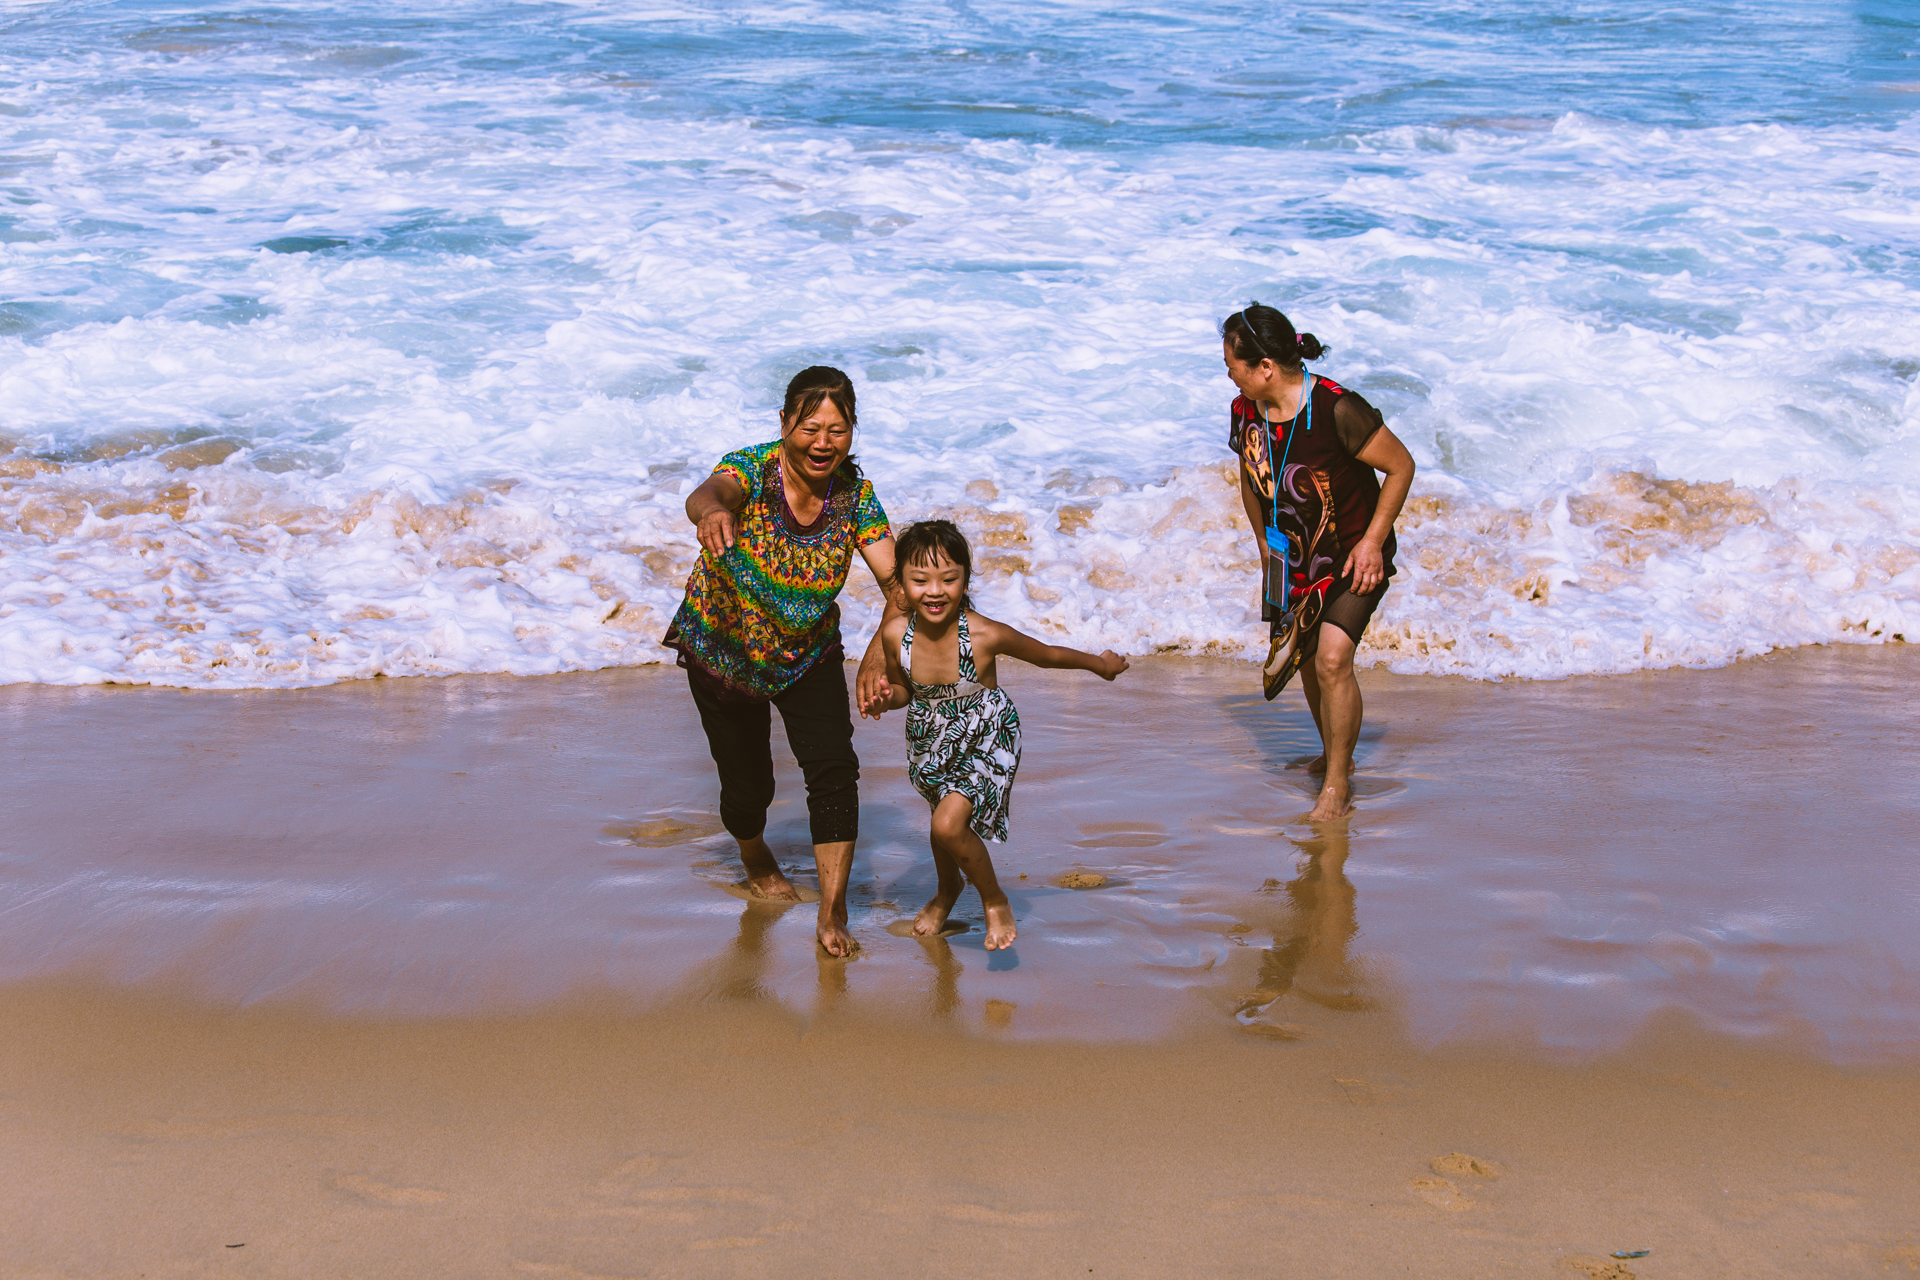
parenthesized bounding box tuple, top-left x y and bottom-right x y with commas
(2, 646, 1917, 1276)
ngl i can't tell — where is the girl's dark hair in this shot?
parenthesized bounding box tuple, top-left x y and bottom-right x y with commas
(891, 518, 973, 609)
(780, 365, 860, 480)
(1222, 302, 1327, 368)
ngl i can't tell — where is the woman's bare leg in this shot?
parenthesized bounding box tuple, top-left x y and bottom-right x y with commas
(922, 793, 1017, 949)
(812, 839, 856, 956)
(1306, 623, 1362, 821)
(1298, 659, 1328, 774)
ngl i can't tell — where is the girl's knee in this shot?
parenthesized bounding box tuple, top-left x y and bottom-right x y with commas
(930, 804, 973, 847)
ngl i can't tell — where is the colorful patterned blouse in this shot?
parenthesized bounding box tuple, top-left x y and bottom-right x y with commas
(663, 441, 891, 700)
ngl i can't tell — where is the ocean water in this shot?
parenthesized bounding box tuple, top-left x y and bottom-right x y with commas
(1, 0, 1917, 687)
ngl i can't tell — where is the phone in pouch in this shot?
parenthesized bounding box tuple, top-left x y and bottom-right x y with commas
(1264, 524, 1292, 612)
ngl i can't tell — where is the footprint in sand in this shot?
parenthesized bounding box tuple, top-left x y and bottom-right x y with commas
(1563, 1257, 1636, 1280)
(1054, 871, 1111, 889)
(1072, 821, 1166, 849)
(602, 814, 727, 847)
(1409, 1176, 1472, 1212)
(1333, 1075, 1412, 1105)
(1238, 1021, 1314, 1041)
(885, 918, 971, 937)
(1430, 1152, 1502, 1180)
(331, 1173, 448, 1206)
(720, 880, 821, 904)
(984, 999, 1016, 1028)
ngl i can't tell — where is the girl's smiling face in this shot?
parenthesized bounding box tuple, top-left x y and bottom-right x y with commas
(901, 552, 967, 626)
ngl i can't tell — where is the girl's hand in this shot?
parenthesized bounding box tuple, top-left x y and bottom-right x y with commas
(858, 677, 895, 719)
(695, 508, 738, 556)
(1095, 650, 1129, 681)
(1342, 537, 1386, 594)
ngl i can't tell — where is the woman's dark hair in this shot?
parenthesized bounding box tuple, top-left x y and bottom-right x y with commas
(1222, 302, 1327, 368)
(780, 365, 860, 480)
(891, 518, 972, 609)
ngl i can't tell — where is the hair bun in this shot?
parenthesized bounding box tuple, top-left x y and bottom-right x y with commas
(1295, 332, 1328, 361)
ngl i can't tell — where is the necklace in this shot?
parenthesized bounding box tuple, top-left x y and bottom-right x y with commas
(772, 454, 836, 543)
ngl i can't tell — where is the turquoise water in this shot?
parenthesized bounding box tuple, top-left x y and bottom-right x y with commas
(1, 0, 1917, 684)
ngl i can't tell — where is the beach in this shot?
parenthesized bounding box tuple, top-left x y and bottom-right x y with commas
(4, 647, 1917, 1275)
(4, 0, 1919, 1272)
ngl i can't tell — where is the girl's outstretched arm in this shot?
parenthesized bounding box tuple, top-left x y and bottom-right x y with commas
(972, 615, 1128, 681)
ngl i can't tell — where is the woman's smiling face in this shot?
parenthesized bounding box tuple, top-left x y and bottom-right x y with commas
(781, 398, 852, 484)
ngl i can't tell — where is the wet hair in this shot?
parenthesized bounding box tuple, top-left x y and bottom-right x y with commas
(1222, 302, 1327, 369)
(891, 519, 973, 609)
(780, 364, 861, 481)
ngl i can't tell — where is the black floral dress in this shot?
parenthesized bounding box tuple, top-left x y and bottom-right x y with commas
(902, 611, 1022, 843)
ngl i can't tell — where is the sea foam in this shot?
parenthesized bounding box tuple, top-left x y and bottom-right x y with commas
(1, 2, 1916, 686)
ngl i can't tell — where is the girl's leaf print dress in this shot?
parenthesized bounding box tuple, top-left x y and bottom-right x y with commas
(902, 611, 1022, 843)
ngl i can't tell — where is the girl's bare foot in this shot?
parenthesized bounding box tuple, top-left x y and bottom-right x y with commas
(983, 901, 1018, 950)
(911, 890, 959, 937)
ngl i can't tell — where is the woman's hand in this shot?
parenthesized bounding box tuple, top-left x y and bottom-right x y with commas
(695, 507, 738, 556)
(1348, 424, 1414, 594)
(684, 474, 747, 557)
(855, 536, 904, 719)
(1094, 650, 1130, 681)
(857, 673, 896, 718)
(1342, 536, 1386, 594)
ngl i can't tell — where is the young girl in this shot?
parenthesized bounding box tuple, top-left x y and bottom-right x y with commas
(868, 519, 1128, 949)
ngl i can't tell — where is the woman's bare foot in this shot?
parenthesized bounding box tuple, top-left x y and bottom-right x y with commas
(1308, 775, 1353, 822)
(1304, 754, 1327, 775)
(817, 915, 856, 958)
(911, 890, 959, 938)
(982, 901, 1018, 950)
(738, 836, 799, 901)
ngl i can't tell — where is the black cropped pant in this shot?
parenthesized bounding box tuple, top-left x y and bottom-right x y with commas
(686, 656, 860, 846)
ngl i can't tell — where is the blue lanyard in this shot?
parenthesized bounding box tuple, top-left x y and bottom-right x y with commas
(1260, 368, 1312, 532)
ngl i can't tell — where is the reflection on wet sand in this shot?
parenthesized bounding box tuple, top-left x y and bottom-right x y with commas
(0, 646, 1916, 1056)
(682, 893, 963, 1022)
(684, 900, 784, 1006)
(1235, 823, 1372, 1035)
(912, 936, 965, 1020)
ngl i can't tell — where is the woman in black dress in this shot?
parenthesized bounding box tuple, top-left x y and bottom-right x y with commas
(1222, 303, 1416, 820)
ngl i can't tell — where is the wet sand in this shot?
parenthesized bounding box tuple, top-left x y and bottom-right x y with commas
(2, 646, 1918, 1275)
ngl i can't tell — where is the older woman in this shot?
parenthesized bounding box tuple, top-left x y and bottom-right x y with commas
(664, 366, 896, 957)
(1222, 304, 1415, 821)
